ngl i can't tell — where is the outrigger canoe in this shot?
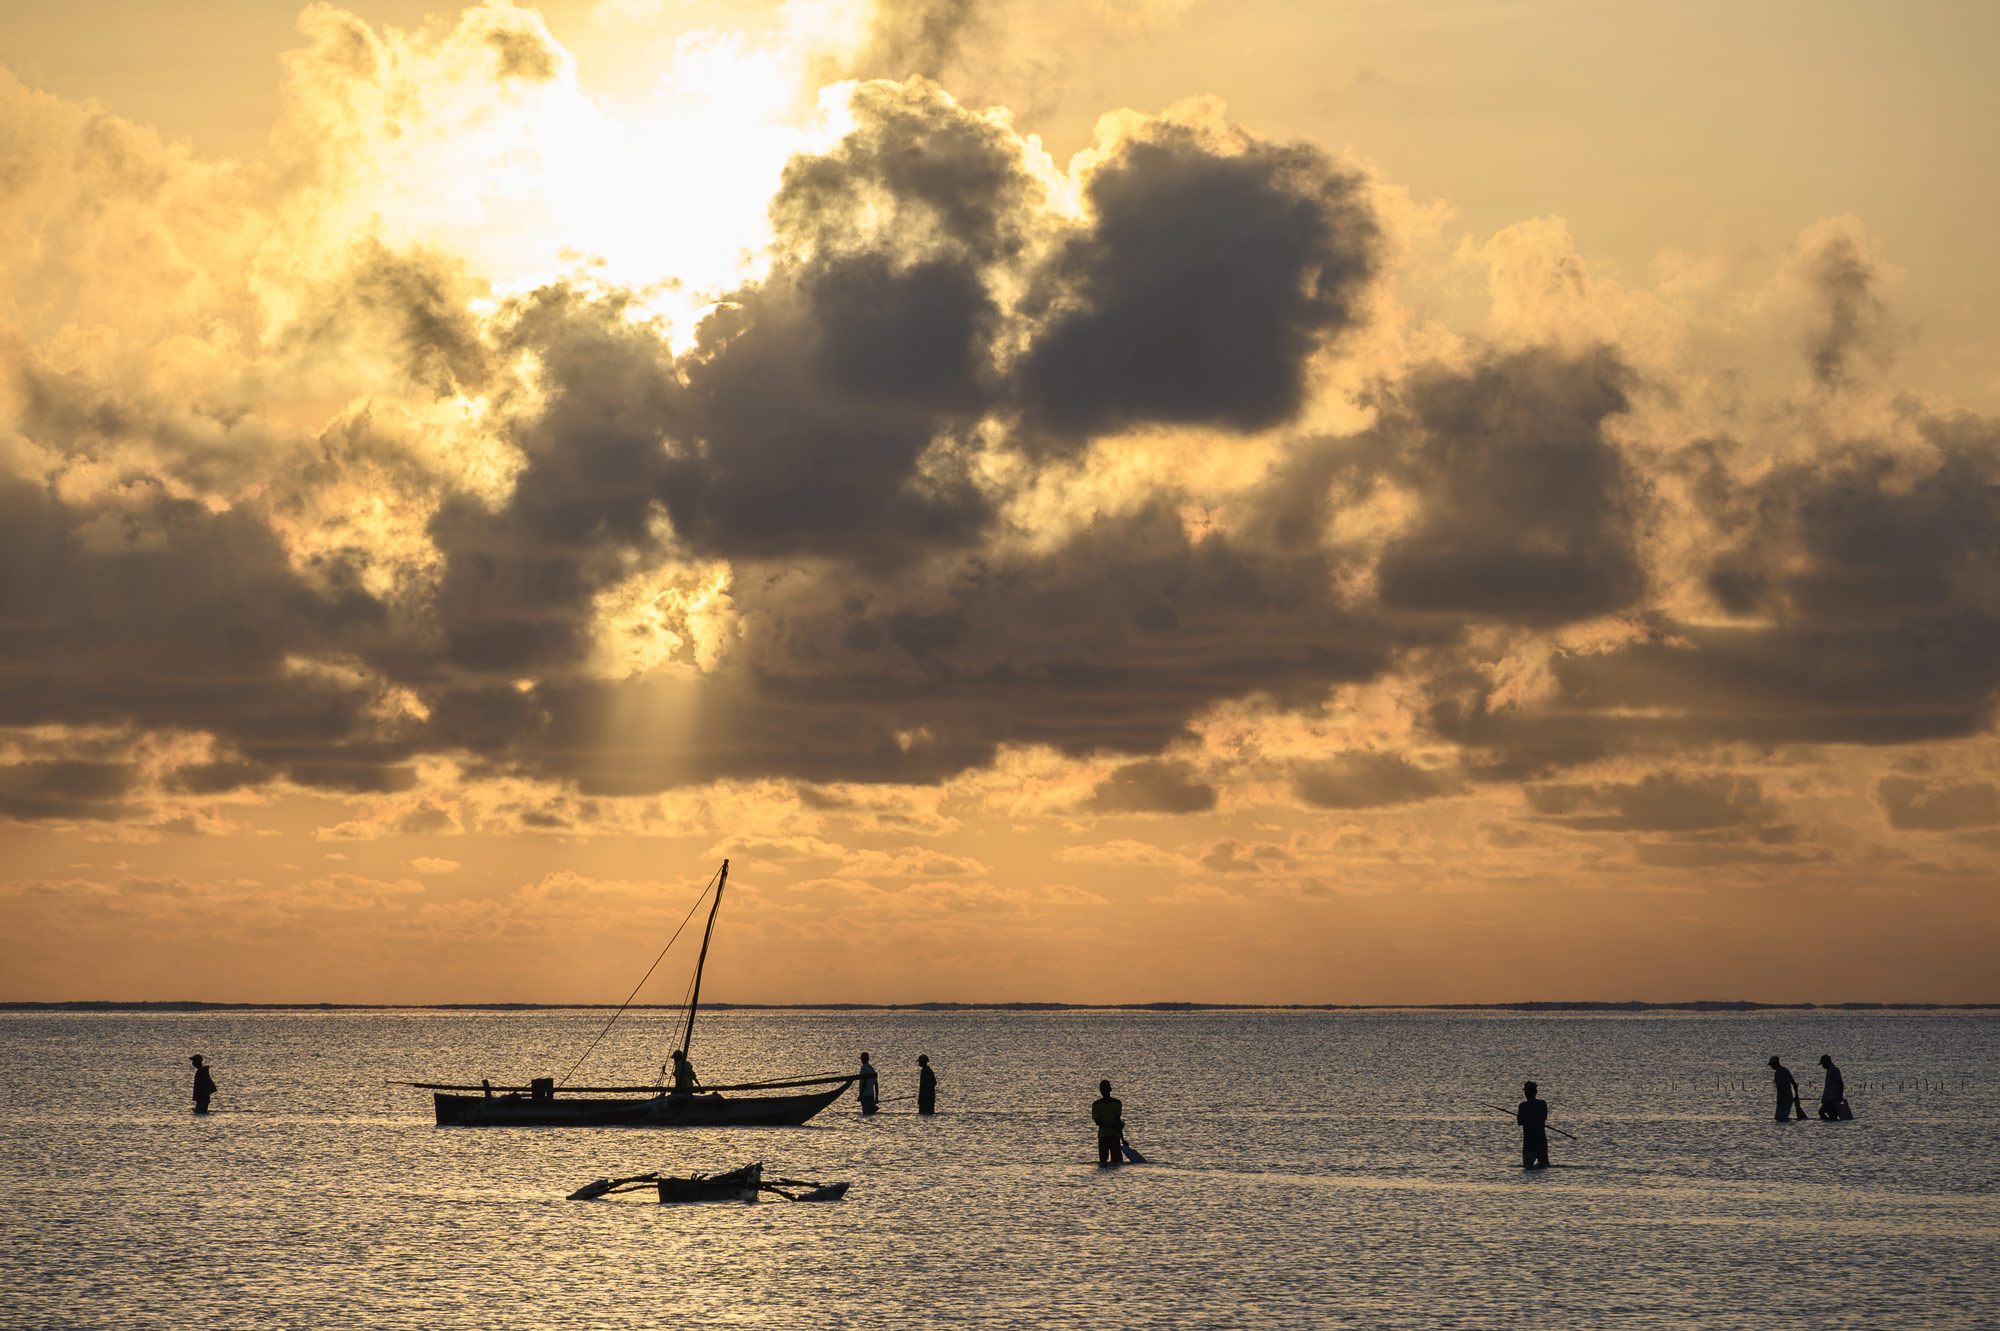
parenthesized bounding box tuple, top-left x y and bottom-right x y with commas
(568, 1162, 851, 1204)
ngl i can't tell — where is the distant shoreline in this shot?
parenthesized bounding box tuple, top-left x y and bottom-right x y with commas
(2, 1000, 1994, 1013)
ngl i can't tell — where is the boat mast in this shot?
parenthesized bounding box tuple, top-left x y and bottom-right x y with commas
(679, 859, 728, 1059)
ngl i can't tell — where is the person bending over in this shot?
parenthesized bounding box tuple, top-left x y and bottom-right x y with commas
(1091, 1080, 1124, 1166)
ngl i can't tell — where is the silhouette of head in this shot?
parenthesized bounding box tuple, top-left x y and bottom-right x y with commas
(190, 1055, 204, 1066)
(1523, 1081, 1537, 1096)
(1768, 1056, 1782, 1068)
(671, 1049, 685, 1064)
(917, 1055, 929, 1066)
(862, 1052, 871, 1063)
(1099, 1080, 1112, 1096)
(1819, 1054, 1833, 1067)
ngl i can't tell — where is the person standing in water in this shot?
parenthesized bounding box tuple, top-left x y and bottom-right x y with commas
(916, 1054, 937, 1115)
(1091, 1080, 1124, 1166)
(1817, 1055, 1850, 1120)
(1516, 1081, 1550, 1169)
(1769, 1056, 1802, 1121)
(858, 1052, 879, 1114)
(668, 1049, 699, 1097)
(190, 1054, 217, 1114)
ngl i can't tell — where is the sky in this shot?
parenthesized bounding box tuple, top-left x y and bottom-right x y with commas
(2, 0, 1997, 1005)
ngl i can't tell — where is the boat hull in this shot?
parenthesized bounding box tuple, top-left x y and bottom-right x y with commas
(434, 1082, 850, 1127)
(658, 1164, 761, 1204)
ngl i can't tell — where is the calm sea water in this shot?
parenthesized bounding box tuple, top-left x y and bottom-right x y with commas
(0, 1010, 1994, 1329)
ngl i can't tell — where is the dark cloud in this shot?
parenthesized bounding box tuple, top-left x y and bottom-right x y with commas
(1294, 752, 1453, 809)
(1200, 838, 1293, 873)
(0, 463, 415, 800)
(1876, 776, 2000, 831)
(282, 242, 491, 397)
(1797, 223, 1896, 388)
(1426, 403, 2000, 778)
(1017, 123, 1378, 441)
(0, 760, 137, 822)
(1526, 771, 1783, 835)
(1704, 416, 2000, 625)
(771, 79, 1036, 265)
(422, 287, 680, 676)
(1089, 759, 1217, 813)
(12, 60, 2000, 846)
(658, 260, 995, 560)
(485, 501, 1412, 792)
(1372, 348, 1646, 625)
(850, 0, 982, 82)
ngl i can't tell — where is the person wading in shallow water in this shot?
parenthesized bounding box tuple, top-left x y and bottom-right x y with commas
(1516, 1081, 1550, 1170)
(1091, 1080, 1125, 1166)
(1769, 1056, 1802, 1121)
(916, 1054, 937, 1115)
(190, 1055, 217, 1114)
(858, 1053, 879, 1115)
(1817, 1055, 1851, 1120)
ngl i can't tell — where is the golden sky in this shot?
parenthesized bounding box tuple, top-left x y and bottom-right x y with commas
(2, 0, 1997, 1004)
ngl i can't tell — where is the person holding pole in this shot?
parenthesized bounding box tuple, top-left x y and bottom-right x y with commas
(1516, 1081, 1550, 1169)
(1769, 1056, 1804, 1121)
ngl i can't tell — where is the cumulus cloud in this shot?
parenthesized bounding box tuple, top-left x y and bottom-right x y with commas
(1526, 771, 1788, 837)
(1876, 775, 2000, 832)
(1088, 759, 1217, 814)
(1792, 216, 1899, 389)
(2, 0, 1998, 905)
(1293, 752, 1452, 810)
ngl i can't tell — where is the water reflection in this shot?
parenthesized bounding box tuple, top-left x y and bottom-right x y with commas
(0, 1010, 1994, 1328)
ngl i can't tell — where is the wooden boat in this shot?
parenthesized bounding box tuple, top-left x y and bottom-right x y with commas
(403, 860, 854, 1128)
(426, 1077, 852, 1127)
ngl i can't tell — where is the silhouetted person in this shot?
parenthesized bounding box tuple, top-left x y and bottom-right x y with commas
(858, 1052, 878, 1114)
(1516, 1080, 1549, 1169)
(1817, 1055, 1850, 1120)
(669, 1049, 699, 1097)
(916, 1054, 937, 1115)
(1091, 1080, 1124, 1166)
(190, 1054, 216, 1114)
(1769, 1056, 1801, 1121)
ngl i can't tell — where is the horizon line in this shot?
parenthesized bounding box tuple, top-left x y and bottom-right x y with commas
(3, 1000, 1996, 1013)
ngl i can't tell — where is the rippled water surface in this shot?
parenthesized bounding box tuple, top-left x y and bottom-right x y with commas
(1, 1010, 1995, 1329)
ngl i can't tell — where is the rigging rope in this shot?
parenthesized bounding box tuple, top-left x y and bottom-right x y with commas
(558, 864, 723, 1087)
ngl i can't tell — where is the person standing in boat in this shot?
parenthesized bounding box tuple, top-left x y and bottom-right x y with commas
(668, 1049, 700, 1097)
(189, 1054, 217, 1114)
(1091, 1080, 1124, 1166)
(858, 1052, 879, 1114)
(1769, 1056, 1802, 1121)
(916, 1054, 937, 1115)
(1817, 1054, 1851, 1120)
(1516, 1081, 1550, 1169)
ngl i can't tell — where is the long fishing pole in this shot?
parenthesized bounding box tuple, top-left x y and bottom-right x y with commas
(1479, 1102, 1578, 1141)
